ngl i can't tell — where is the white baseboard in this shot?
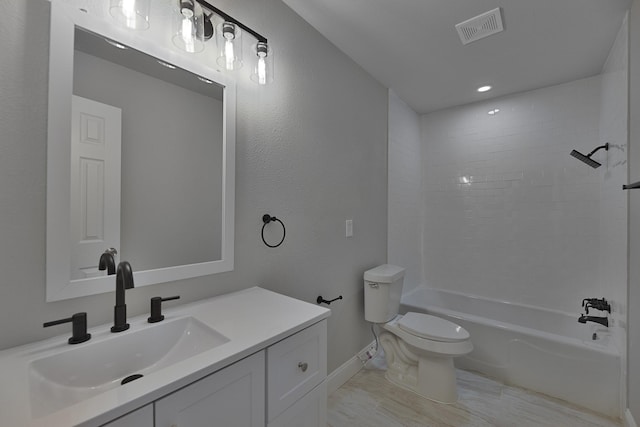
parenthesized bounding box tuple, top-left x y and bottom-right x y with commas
(327, 341, 375, 395)
(626, 409, 638, 427)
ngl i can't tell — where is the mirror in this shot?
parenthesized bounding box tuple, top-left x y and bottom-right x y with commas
(46, 1, 236, 301)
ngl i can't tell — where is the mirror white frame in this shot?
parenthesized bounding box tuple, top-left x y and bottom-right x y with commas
(46, 0, 236, 302)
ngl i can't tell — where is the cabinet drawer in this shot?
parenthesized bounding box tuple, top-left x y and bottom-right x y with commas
(267, 320, 327, 421)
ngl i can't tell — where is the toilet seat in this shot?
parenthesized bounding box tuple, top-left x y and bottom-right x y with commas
(398, 312, 469, 343)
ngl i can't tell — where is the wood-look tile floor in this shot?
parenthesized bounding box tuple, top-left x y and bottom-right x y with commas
(327, 368, 621, 427)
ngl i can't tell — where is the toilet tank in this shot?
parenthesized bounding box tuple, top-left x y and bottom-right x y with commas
(364, 264, 405, 323)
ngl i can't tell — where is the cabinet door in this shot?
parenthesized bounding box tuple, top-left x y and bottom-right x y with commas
(155, 351, 265, 427)
(267, 320, 327, 421)
(101, 404, 153, 427)
(268, 381, 327, 427)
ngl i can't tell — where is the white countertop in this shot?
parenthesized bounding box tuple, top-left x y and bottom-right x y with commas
(0, 287, 330, 427)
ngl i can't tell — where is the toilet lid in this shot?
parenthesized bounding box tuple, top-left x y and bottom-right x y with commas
(398, 312, 470, 342)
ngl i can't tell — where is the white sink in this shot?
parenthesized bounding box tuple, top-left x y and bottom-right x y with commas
(28, 316, 229, 417)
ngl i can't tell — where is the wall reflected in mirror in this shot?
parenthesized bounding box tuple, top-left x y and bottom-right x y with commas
(71, 28, 224, 279)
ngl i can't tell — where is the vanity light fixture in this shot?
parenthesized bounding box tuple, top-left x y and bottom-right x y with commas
(477, 85, 492, 93)
(109, 0, 150, 30)
(195, 0, 270, 78)
(110, 0, 272, 84)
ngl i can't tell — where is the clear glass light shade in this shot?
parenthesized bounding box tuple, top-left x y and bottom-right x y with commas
(250, 42, 273, 85)
(109, 0, 150, 30)
(172, 1, 206, 53)
(216, 22, 242, 71)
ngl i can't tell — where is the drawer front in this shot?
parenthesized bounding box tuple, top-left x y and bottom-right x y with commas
(267, 320, 327, 421)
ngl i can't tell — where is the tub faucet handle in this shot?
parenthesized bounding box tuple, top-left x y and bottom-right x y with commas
(583, 298, 611, 314)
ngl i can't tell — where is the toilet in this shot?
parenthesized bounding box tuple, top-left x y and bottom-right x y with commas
(364, 264, 472, 404)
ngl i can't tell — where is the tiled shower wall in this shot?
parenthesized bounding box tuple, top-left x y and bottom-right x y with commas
(388, 19, 628, 321)
(419, 76, 608, 313)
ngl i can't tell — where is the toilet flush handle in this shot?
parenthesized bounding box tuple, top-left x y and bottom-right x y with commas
(369, 283, 379, 288)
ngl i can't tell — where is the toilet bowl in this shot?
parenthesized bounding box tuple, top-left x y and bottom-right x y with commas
(364, 265, 472, 403)
(378, 312, 472, 403)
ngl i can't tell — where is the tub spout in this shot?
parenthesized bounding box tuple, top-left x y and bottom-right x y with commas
(578, 315, 608, 327)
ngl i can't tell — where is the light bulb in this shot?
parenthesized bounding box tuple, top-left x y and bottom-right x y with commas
(122, 0, 136, 27)
(181, 16, 195, 53)
(225, 38, 235, 70)
(217, 22, 242, 70)
(257, 56, 266, 85)
(172, 2, 205, 53)
(251, 42, 271, 85)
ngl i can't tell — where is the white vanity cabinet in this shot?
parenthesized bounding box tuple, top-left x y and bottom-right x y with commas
(101, 319, 327, 427)
(0, 288, 331, 427)
(155, 351, 265, 427)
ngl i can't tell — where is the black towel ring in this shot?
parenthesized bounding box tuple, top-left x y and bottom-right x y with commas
(261, 214, 286, 248)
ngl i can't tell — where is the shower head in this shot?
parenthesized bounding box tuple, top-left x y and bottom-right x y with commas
(570, 143, 609, 169)
(570, 150, 602, 168)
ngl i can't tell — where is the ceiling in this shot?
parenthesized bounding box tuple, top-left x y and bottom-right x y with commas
(281, 0, 631, 114)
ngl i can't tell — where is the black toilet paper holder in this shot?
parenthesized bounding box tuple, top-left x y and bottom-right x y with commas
(317, 295, 343, 305)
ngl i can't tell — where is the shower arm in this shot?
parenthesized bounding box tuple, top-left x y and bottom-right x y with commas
(586, 144, 609, 157)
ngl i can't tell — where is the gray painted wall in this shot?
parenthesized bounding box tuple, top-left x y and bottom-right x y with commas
(74, 51, 224, 272)
(0, 0, 388, 373)
(629, 0, 640, 420)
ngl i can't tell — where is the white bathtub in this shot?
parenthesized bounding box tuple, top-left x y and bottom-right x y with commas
(401, 286, 621, 418)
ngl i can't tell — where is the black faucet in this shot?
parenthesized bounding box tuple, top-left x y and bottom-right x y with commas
(578, 314, 608, 327)
(98, 248, 117, 275)
(111, 261, 135, 332)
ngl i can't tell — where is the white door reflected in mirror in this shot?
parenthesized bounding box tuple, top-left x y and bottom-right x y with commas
(70, 96, 122, 280)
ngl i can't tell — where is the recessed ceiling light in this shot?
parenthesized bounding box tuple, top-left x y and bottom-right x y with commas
(488, 108, 500, 115)
(477, 85, 492, 93)
(105, 38, 127, 50)
(157, 60, 177, 69)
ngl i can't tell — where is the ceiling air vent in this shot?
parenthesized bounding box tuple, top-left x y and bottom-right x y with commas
(455, 8, 504, 45)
